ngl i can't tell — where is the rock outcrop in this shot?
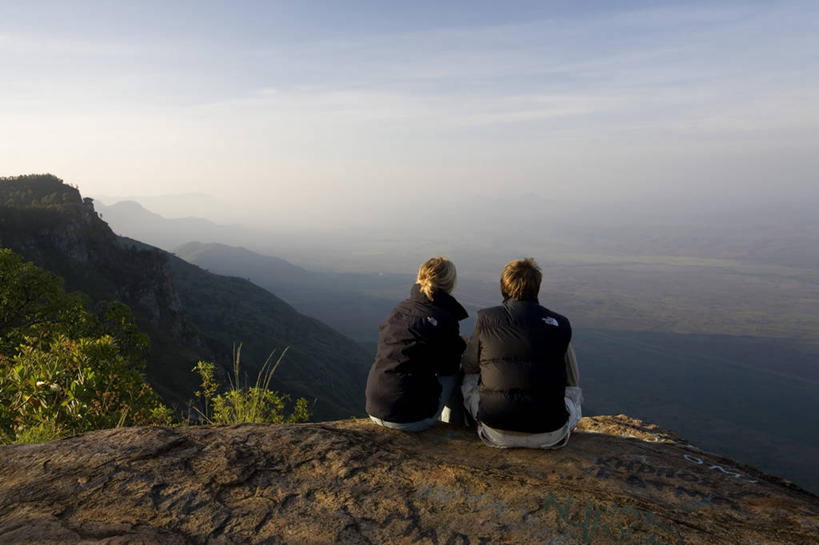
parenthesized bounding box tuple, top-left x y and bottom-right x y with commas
(1, 416, 817, 544)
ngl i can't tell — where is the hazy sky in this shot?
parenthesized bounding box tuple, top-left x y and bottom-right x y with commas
(1, 1, 817, 227)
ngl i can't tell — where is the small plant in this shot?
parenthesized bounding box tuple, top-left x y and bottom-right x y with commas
(192, 345, 309, 425)
(10, 421, 60, 444)
(149, 404, 174, 427)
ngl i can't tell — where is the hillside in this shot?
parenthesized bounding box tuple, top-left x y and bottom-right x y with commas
(164, 248, 372, 418)
(175, 241, 404, 342)
(92, 201, 410, 342)
(1, 416, 817, 544)
(0, 175, 372, 420)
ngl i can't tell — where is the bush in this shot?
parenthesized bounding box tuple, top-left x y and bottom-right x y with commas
(0, 335, 166, 441)
(193, 346, 309, 425)
(0, 248, 168, 444)
(0, 248, 308, 442)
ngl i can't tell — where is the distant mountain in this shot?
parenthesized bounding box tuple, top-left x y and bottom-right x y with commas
(94, 201, 407, 342)
(175, 241, 410, 342)
(0, 175, 372, 420)
(94, 200, 257, 253)
(94, 192, 227, 221)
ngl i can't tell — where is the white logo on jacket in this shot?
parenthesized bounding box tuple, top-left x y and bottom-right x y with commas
(427, 316, 438, 326)
(542, 317, 559, 327)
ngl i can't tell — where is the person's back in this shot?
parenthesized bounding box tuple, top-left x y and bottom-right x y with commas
(366, 257, 468, 431)
(469, 300, 571, 433)
(462, 258, 582, 448)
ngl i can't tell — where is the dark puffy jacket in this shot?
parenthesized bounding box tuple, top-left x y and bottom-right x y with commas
(463, 298, 571, 433)
(365, 284, 468, 423)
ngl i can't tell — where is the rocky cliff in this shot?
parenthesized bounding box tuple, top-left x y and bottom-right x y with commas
(1, 416, 816, 545)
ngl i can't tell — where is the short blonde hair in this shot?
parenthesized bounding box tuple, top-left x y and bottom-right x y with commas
(417, 256, 457, 301)
(501, 258, 542, 300)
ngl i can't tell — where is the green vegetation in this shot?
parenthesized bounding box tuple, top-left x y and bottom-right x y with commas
(0, 173, 82, 209)
(168, 255, 371, 420)
(192, 347, 309, 425)
(0, 248, 309, 444)
(0, 248, 169, 444)
(1, 335, 169, 443)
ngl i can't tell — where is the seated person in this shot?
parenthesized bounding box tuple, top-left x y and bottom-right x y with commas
(461, 258, 583, 448)
(366, 256, 468, 431)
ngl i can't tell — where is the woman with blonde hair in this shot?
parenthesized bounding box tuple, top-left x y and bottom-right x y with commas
(365, 256, 468, 431)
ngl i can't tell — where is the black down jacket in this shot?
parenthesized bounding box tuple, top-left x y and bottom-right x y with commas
(365, 284, 468, 423)
(463, 298, 571, 433)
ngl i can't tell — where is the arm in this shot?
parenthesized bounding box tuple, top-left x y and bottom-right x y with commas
(458, 316, 482, 420)
(461, 319, 481, 375)
(565, 342, 580, 387)
(564, 342, 583, 421)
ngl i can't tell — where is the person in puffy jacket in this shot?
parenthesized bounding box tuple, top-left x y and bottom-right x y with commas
(461, 258, 583, 448)
(366, 256, 468, 431)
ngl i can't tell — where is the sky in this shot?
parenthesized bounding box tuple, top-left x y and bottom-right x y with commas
(1, 1, 817, 228)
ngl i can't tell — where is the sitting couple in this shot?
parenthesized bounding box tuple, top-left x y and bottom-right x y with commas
(365, 256, 583, 449)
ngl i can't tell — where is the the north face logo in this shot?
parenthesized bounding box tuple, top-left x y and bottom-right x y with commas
(427, 316, 438, 326)
(542, 317, 559, 327)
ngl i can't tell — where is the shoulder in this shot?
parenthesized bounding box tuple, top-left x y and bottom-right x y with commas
(477, 305, 506, 318)
(393, 296, 429, 316)
(475, 305, 507, 327)
(381, 300, 437, 341)
(383, 298, 426, 329)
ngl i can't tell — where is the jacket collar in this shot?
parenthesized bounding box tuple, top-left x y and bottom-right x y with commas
(410, 284, 468, 321)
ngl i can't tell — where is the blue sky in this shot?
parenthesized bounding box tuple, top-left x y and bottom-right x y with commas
(1, 1, 817, 226)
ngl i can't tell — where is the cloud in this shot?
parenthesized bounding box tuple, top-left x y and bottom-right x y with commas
(1, 1, 817, 217)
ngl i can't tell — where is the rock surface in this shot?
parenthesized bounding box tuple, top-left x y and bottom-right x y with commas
(1, 416, 817, 545)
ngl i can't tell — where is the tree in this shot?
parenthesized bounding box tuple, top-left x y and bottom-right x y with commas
(0, 248, 83, 353)
(0, 248, 167, 443)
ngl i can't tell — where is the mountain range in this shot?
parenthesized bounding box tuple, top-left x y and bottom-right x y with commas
(0, 175, 372, 421)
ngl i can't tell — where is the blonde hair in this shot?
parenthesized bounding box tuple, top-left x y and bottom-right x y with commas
(417, 256, 457, 301)
(501, 258, 542, 300)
